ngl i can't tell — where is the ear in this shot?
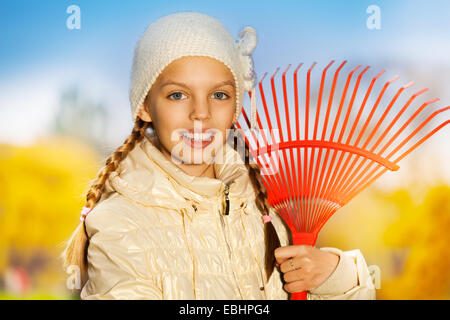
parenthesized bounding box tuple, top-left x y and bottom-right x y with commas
(137, 102, 152, 122)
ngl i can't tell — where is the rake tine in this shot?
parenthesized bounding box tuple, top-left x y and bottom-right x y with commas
(333, 75, 400, 196)
(357, 75, 401, 146)
(304, 61, 318, 230)
(340, 97, 440, 197)
(240, 105, 279, 202)
(345, 108, 450, 202)
(282, 64, 302, 223)
(313, 65, 369, 222)
(345, 70, 386, 144)
(269, 67, 298, 223)
(313, 64, 361, 227)
(294, 63, 304, 142)
(364, 81, 415, 149)
(282, 64, 293, 142)
(308, 60, 338, 228)
(293, 62, 304, 229)
(328, 69, 385, 199)
(325, 67, 371, 201)
(314, 61, 335, 140)
(385, 102, 446, 160)
(371, 88, 429, 153)
(299, 61, 316, 229)
(334, 87, 430, 197)
(239, 113, 283, 205)
(321, 66, 368, 203)
(273, 65, 298, 222)
(329, 81, 415, 198)
(249, 71, 295, 225)
(311, 60, 346, 224)
(309, 60, 335, 229)
(378, 97, 440, 157)
(391, 111, 450, 163)
(252, 105, 291, 214)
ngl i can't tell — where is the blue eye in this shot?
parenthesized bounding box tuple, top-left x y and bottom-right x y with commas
(213, 92, 229, 100)
(168, 91, 229, 101)
(168, 92, 186, 100)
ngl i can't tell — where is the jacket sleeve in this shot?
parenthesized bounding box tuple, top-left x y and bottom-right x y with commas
(307, 247, 376, 300)
(80, 205, 163, 300)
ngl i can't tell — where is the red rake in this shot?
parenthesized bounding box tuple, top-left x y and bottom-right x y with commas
(235, 60, 450, 300)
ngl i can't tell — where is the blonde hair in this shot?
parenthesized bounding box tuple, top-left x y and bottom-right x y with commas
(62, 119, 280, 289)
(237, 133, 281, 281)
(61, 118, 150, 285)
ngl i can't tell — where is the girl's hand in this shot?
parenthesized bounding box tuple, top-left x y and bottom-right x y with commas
(274, 245, 340, 293)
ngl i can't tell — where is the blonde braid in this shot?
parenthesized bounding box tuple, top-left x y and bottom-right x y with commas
(233, 130, 281, 281)
(61, 118, 150, 287)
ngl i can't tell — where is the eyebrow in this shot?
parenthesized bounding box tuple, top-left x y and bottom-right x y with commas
(160, 80, 235, 89)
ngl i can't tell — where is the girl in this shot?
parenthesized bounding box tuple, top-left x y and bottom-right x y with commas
(63, 11, 375, 300)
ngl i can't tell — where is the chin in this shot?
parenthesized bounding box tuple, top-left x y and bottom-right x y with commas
(169, 137, 223, 166)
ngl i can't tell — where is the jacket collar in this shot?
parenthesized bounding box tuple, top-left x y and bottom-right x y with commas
(105, 131, 256, 216)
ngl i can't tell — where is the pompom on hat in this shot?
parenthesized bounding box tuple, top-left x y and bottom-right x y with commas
(129, 11, 258, 129)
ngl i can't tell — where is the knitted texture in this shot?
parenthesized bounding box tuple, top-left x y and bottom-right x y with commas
(129, 11, 258, 125)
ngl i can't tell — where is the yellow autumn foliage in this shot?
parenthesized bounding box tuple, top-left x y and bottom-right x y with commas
(0, 136, 100, 275)
(319, 184, 450, 299)
(381, 185, 450, 299)
(0, 134, 448, 299)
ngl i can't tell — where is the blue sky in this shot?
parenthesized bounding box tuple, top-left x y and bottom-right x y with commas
(0, 0, 449, 179)
(1, 0, 449, 75)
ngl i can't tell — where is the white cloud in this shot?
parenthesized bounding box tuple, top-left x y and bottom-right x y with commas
(0, 72, 59, 145)
(0, 62, 131, 146)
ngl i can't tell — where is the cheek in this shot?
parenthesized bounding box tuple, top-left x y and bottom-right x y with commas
(153, 102, 188, 125)
(213, 104, 235, 125)
(214, 109, 235, 143)
(150, 108, 184, 143)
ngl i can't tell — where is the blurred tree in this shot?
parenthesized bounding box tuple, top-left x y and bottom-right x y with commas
(318, 174, 450, 299)
(51, 84, 109, 154)
(0, 137, 100, 297)
(381, 185, 450, 299)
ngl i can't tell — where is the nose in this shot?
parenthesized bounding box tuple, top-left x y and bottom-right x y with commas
(190, 97, 211, 122)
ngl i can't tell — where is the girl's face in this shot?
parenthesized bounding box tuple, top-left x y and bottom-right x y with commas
(139, 56, 236, 176)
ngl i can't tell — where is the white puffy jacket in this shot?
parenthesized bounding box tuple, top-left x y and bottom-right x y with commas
(80, 133, 376, 300)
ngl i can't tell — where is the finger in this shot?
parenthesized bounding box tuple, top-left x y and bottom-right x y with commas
(279, 258, 295, 274)
(274, 246, 298, 264)
(274, 245, 309, 264)
(283, 280, 308, 294)
(275, 257, 289, 266)
(282, 268, 305, 283)
(279, 256, 308, 274)
(274, 246, 293, 264)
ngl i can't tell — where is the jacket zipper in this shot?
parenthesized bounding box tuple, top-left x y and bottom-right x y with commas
(219, 183, 244, 298)
(222, 184, 230, 216)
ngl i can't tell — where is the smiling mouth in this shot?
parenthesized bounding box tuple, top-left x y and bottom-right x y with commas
(180, 131, 215, 142)
(180, 130, 217, 149)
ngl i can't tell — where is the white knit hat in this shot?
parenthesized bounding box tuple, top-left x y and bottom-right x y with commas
(129, 11, 258, 128)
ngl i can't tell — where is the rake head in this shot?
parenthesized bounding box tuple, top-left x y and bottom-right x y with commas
(235, 60, 449, 299)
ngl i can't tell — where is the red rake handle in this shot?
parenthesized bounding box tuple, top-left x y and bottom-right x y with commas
(289, 232, 318, 300)
(291, 291, 308, 300)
